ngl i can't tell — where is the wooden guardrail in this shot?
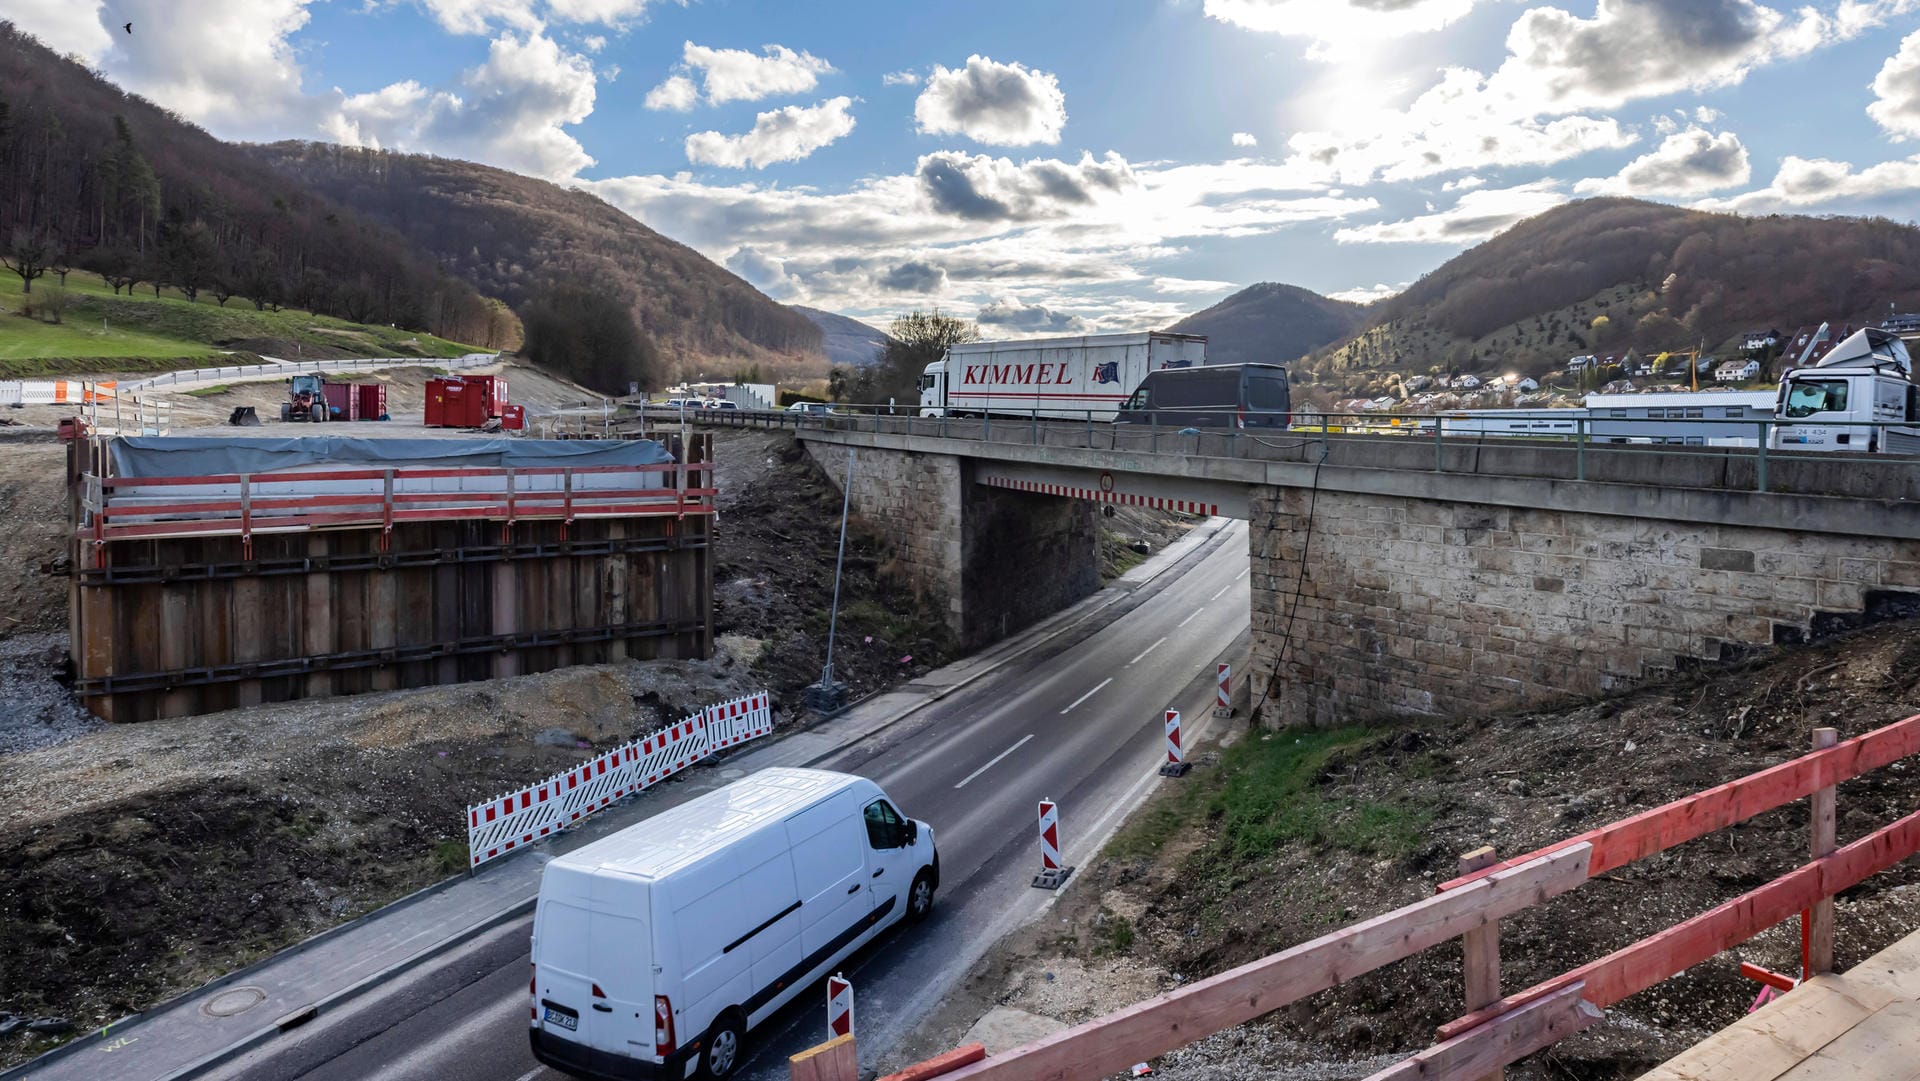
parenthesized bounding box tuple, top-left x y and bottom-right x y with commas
(893, 712, 1920, 1081)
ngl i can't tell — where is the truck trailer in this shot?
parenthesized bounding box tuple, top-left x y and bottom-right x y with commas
(917, 331, 1206, 421)
(1769, 327, 1920, 453)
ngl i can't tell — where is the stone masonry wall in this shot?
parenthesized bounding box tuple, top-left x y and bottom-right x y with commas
(958, 468, 1101, 649)
(806, 445, 1102, 651)
(1249, 485, 1920, 728)
(806, 442, 964, 638)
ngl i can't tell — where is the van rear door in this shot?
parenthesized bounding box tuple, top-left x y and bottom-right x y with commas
(533, 873, 655, 1060)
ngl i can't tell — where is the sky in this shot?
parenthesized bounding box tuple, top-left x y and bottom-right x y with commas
(3, 0, 1919, 335)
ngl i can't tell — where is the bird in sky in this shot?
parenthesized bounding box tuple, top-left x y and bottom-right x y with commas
(123, 22, 132, 34)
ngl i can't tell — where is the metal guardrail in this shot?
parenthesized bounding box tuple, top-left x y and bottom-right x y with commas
(120, 352, 500, 392)
(639, 403, 1920, 496)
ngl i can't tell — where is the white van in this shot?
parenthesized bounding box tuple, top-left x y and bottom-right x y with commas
(529, 768, 939, 1080)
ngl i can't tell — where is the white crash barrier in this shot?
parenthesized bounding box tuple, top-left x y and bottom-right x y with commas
(465, 691, 775, 869)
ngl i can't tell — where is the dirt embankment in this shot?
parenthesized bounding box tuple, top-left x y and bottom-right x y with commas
(907, 621, 1920, 1080)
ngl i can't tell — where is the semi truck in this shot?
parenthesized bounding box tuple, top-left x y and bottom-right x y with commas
(917, 331, 1207, 421)
(1769, 327, 1920, 453)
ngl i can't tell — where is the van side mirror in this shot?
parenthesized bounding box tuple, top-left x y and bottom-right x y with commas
(902, 820, 918, 847)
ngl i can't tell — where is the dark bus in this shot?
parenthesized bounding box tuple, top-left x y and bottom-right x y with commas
(1115, 363, 1290, 428)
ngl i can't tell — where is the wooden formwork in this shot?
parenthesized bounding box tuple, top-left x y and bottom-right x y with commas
(67, 435, 715, 722)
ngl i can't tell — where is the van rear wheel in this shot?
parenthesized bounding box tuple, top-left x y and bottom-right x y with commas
(700, 1011, 746, 1080)
(908, 869, 935, 923)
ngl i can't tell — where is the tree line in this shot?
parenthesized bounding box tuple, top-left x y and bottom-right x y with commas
(0, 22, 516, 348)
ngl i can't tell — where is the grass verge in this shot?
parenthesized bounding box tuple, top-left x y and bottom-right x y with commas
(1106, 726, 1431, 867)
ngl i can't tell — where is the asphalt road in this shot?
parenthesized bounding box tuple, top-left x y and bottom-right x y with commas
(213, 520, 1253, 1081)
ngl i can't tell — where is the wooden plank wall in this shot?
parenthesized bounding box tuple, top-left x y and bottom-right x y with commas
(69, 513, 713, 721)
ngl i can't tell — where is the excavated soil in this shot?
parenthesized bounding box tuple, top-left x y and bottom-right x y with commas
(907, 620, 1920, 1080)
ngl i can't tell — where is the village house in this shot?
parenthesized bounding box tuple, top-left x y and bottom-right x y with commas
(1715, 358, 1762, 382)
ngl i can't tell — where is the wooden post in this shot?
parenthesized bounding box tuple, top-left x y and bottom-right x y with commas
(1458, 845, 1502, 1081)
(1807, 726, 1839, 976)
(790, 1033, 857, 1081)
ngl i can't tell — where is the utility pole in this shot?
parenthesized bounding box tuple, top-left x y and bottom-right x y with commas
(805, 447, 854, 713)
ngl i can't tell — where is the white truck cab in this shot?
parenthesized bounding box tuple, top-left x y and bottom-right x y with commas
(1770, 328, 1920, 453)
(529, 768, 937, 1081)
(917, 358, 947, 418)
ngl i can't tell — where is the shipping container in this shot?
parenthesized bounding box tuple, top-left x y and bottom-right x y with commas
(321, 382, 360, 422)
(501, 403, 527, 431)
(917, 332, 1207, 421)
(356, 383, 389, 421)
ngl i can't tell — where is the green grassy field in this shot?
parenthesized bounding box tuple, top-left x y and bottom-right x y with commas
(0, 275, 479, 377)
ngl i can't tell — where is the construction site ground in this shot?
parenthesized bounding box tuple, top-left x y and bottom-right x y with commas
(902, 620, 1920, 1081)
(0, 382, 1189, 1068)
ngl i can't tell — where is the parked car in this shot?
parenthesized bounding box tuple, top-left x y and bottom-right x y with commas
(529, 768, 938, 1080)
(1114, 362, 1291, 428)
(786, 402, 835, 415)
(703, 399, 741, 411)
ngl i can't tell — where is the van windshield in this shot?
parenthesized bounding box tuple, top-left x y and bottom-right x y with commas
(1152, 372, 1237, 409)
(1785, 379, 1848, 418)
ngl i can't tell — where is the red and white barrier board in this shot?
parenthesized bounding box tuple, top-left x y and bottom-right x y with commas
(1038, 799, 1062, 871)
(1165, 710, 1183, 765)
(466, 689, 775, 869)
(1215, 663, 1232, 718)
(827, 975, 854, 1038)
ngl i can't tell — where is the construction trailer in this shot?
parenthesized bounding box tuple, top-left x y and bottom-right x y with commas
(66, 434, 715, 722)
(357, 383, 390, 421)
(426, 374, 510, 428)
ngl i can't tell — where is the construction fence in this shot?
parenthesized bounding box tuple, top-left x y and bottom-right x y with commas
(465, 690, 775, 869)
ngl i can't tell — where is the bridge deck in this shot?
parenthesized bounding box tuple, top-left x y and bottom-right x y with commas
(1638, 927, 1920, 1081)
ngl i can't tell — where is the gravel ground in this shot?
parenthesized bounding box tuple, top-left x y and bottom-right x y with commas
(0, 633, 101, 755)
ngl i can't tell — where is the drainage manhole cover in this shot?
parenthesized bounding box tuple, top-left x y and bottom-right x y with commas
(204, 987, 267, 1018)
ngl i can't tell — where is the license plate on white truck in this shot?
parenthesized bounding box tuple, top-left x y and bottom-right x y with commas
(542, 1003, 578, 1031)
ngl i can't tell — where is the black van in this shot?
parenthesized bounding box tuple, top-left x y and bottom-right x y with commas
(1115, 363, 1291, 428)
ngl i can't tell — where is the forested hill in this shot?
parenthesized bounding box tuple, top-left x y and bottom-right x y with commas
(1166, 283, 1365, 366)
(250, 143, 822, 370)
(0, 23, 510, 345)
(1310, 198, 1920, 383)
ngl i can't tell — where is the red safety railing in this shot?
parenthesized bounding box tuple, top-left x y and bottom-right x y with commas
(877, 712, 1920, 1081)
(80, 461, 716, 545)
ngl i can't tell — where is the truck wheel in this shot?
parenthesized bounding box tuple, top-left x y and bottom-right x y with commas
(907, 869, 935, 923)
(699, 1011, 747, 1080)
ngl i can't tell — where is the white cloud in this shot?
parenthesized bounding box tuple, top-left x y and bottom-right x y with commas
(882, 70, 920, 86)
(1328, 281, 1409, 303)
(644, 74, 698, 111)
(1231, 132, 1259, 148)
(0, 0, 112, 61)
(1694, 105, 1721, 123)
(914, 55, 1067, 146)
(416, 0, 543, 36)
(1441, 175, 1485, 191)
(1574, 128, 1751, 196)
(582, 34, 607, 52)
(684, 96, 856, 169)
(1204, 0, 1483, 53)
(976, 298, 1091, 333)
(544, 0, 655, 25)
(80, 0, 316, 135)
(1869, 29, 1920, 139)
(1280, 0, 1916, 187)
(649, 41, 835, 108)
(326, 31, 598, 180)
(1334, 181, 1568, 245)
(583, 152, 1376, 324)
(1153, 276, 1238, 293)
(1694, 153, 1920, 212)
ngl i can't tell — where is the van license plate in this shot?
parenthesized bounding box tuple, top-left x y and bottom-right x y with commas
(544, 1006, 579, 1032)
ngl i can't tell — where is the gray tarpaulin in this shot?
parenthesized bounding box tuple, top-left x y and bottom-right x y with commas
(109, 436, 674, 477)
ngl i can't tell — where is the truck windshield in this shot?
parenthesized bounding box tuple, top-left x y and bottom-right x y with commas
(1784, 379, 1849, 418)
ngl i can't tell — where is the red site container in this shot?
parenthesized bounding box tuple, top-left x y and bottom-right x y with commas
(356, 383, 388, 421)
(321, 382, 360, 422)
(426, 375, 509, 427)
(501, 403, 526, 431)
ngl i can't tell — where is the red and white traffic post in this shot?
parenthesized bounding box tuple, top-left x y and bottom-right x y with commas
(1032, 798, 1073, 889)
(1214, 662, 1232, 719)
(826, 973, 853, 1039)
(1159, 709, 1189, 777)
